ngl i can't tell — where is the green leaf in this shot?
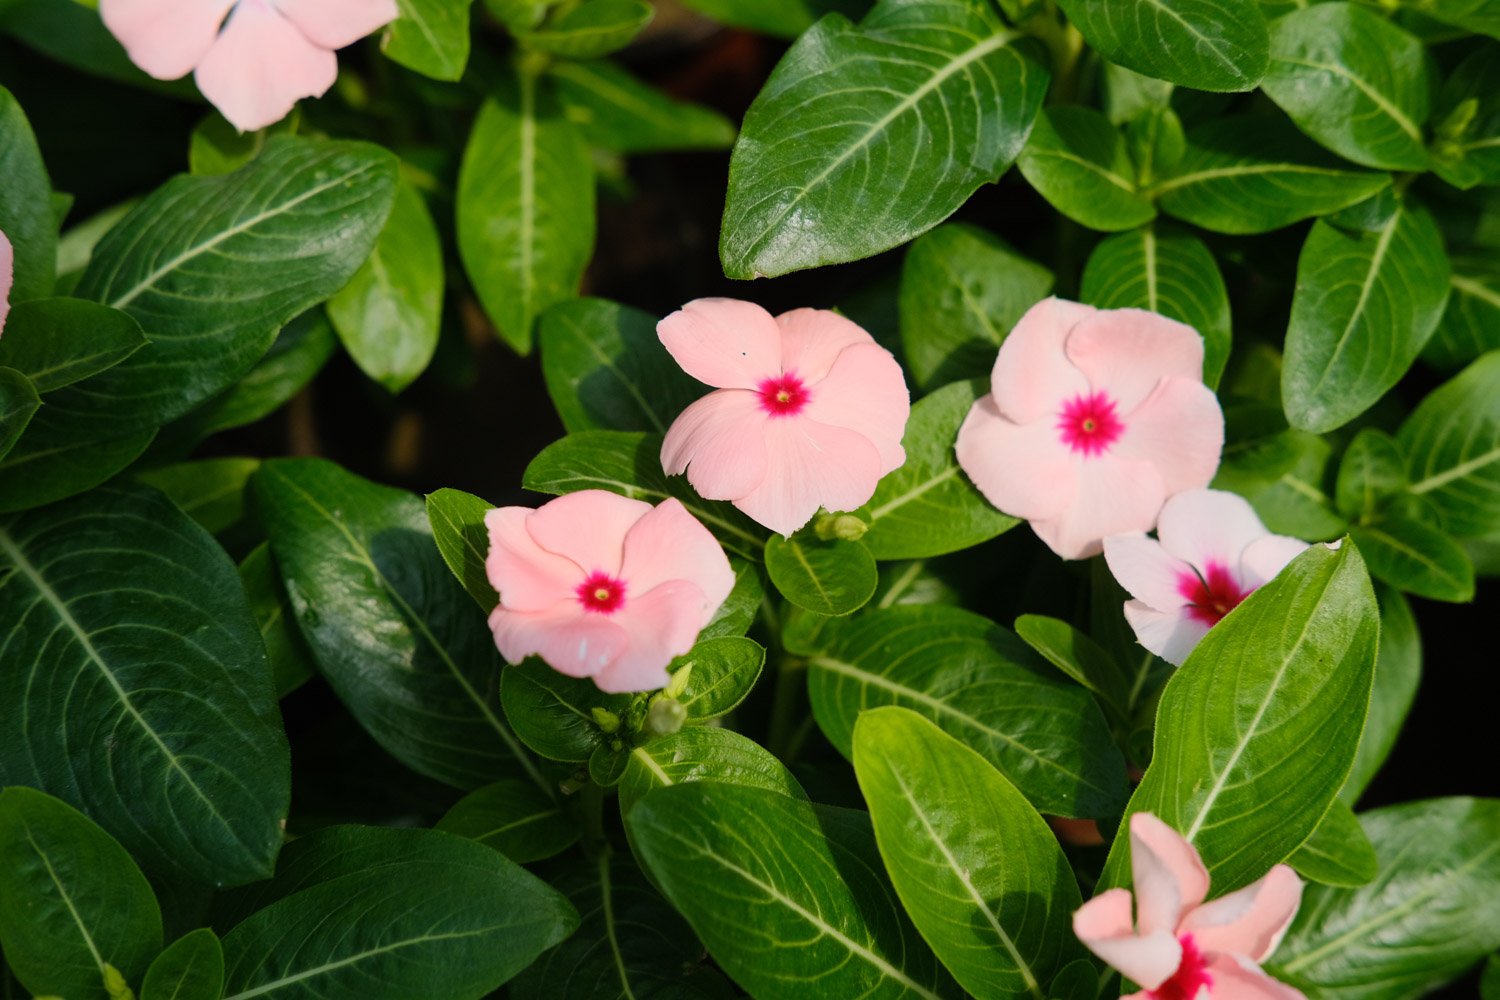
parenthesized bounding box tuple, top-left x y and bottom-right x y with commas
(1079, 223, 1232, 388)
(1269, 798, 1500, 1000)
(627, 784, 959, 1000)
(1288, 801, 1378, 888)
(187, 111, 299, 177)
(1098, 542, 1379, 895)
(1340, 584, 1420, 807)
(805, 604, 1129, 818)
(1054, 0, 1269, 92)
(382, 0, 473, 80)
(853, 707, 1085, 1000)
(675, 0, 869, 36)
(616, 727, 808, 822)
(1430, 45, 1500, 190)
(675, 636, 764, 721)
(1017, 105, 1156, 232)
(0, 788, 162, 1000)
(522, 0, 652, 58)
(1335, 428, 1407, 520)
(719, 0, 1047, 278)
(0, 427, 157, 514)
(1399, 349, 1500, 537)
(253, 457, 546, 792)
(764, 534, 877, 616)
(435, 778, 578, 863)
(1423, 257, 1500, 371)
(897, 223, 1054, 392)
(187, 308, 336, 437)
(538, 296, 705, 434)
(327, 176, 443, 393)
(136, 457, 261, 534)
(698, 556, 763, 639)
(1213, 404, 1347, 541)
(510, 852, 734, 1000)
(0, 298, 147, 392)
(0, 368, 39, 463)
(500, 659, 631, 762)
(523, 430, 769, 560)
(73, 136, 397, 428)
(237, 543, 316, 700)
(1349, 517, 1475, 602)
(140, 929, 222, 1000)
(549, 59, 736, 153)
(425, 487, 500, 611)
(457, 71, 594, 354)
(1282, 204, 1451, 434)
(219, 827, 579, 999)
(1262, 3, 1432, 171)
(1013, 614, 1130, 726)
(0, 85, 57, 303)
(0, 484, 290, 885)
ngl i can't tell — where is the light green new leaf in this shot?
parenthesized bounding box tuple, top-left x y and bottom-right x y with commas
(765, 534, 877, 616)
(499, 659, 630, 763)
(1289, 800, 1378, 888)
(1430, 45, 1500, 190)
(141, 928, 222, 1000)
(1054, 0, 1269, 92)
(719, 0, 1048, 278)
(237, 543, 316, 700)
(457, 71, 594, 354)
(1017, 105, 1156, 232)
(136, 457, 261, 535)
(854, 708, 1086, 1000)
(1079, 223, 1231, 388)
(382, 0, 473, 80)
(435, 778, 577, 863)
(0, 298, 147, 393)
(426, 487, 500, 611)
(1400, 350, 1500, 537)
(550, 59, 736, 153)
(0, 85, 57, 303)
(1334, 429, 1407, 521)
(1282, 203, 1451, 434)
(0, 368, 39, 463)
(0, 788, 162, 1000)
(1423, 257, 1500, 372)
(1262, 4, 1432, 171)
(522, 0, 652, 58)
(1340, 584, 1420, 807)
(898, 223, 1053, 391)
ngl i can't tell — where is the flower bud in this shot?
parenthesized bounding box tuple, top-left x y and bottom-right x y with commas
(664, 662, 693, 700)
(591, 706, 621, 734)
(644, 695, 687, 737)
(814, 512, 868, 542)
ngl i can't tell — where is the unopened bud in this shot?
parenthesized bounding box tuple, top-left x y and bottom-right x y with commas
(813, 513, 868, 541)
(591, 707, 621, 734)
(644, 696, 687, 737)
(665, 662, 693, 700)
(104, 965, 135, 1000)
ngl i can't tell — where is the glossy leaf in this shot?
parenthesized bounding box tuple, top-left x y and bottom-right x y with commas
(806, 604, 1129, 818)
(426, 487, 500, 611)
(1282, 204, 1450, 434)
(0, 298, 147, 393)
(136, 457, 260, 534)
(1340, 585, 1421, 807)
(237, 543, 316, 700)
(853, 707, 1086, 1000)
(1288, 801, 1379, 888)
(188, 308, 336, 437)
(0, 484, 289, 885)
(1013, 613, 1130, 726)
(1054, 0, 1269, 92)
(0, 368, 38, 463)
(698, 556, 763, 640)
(1334, 428, 1407, 521)
(187, 112, 297, 177)
(141, 928, 223, 1000)
(1017, 105, 1156, 232)
(522, 0, 652, 58)
(898, 223, 1054, 392)
(1423, 257, 1500, 371)
(1400, 350, 1500, 537)
(0, 85, 56, 303)
(765, 534, 877, 617)
(382, 0, 473, 80)
(675, 636, 764, 721)
(1213, 404, 1347, 541)
(1430, 45, 1500, 190)
(1350, 517, 1475, 602)
(549, 59, 736, 153)
(0, 788, 162, 1000)
(719, 0, 1048, 278)
(500, 659, 630, 763)
(435, 778, 577, 863)
(0, 426, 157, 514)
(615, 726, 808, 823)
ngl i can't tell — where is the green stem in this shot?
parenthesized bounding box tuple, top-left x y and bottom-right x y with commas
(1029, 2, 1086, 105)
(579, 780, 607, 858)
(767, 657, 807, 761)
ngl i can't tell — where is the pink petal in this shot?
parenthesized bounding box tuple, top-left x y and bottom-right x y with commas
(1123, 600, 1211, 668)
(1182, 864, 1303, 963)
(1104, 533, 1195, 612)
(955, 395, 1077, 521)
(775, 307, 876, 383)
(1202, 955, 1310, 1000)
(990, 297, 1094, 424)
(488, 603, 628, 675)
(525, 489, 651, 578)
(1157, 489, 1272, 576)
(1130, 812, 1210, 934)
(1113, 377, 1224, 497)
(1030, 457, 1165, 560)
(274, 0, 397, 49)
(732, 416, 883, 537)
(801, 342, 910, 475)
(619, 498, 735, 613)
(657, 298, 782, 390)
(598, 580, 713, 693)
(1239, 534, 1310, 590)
(99, 0, 235, 80)
(193, 0, 336, 133)
(485, 507, 581, 613)
(1065, 308, 1205, 414)
(661, 390, 769, 500)
(1075, 890, 1184, 992)
(1074, 886, 1136, 940)
(0, 230, 12, 335)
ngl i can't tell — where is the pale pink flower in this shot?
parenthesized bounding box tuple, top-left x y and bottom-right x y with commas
(484, 490, 735, 694)
(954, 298, 1223, 560)
(100, 0, 397, 132)
(1075, 812, 1306, 1000)
(1104, 489, 1309, 666)
(658, 298, 909, 537)
(0, 230, 11, 336)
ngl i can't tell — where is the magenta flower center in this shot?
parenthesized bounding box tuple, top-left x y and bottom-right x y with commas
(1057, 391, 1125, 457)
(758, 372, 810, 417)
(576, 571, 626, 615)
(1178, 561, 1251, 626)
(1150, 935, 1213, 1000)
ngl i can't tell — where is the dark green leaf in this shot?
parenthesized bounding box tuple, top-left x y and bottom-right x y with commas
(189, 308, 336, 436)
(1349, 517, 1475, 602)
(1048, 959, 1098, 1000)
(0, 426, 156, 514)
(1406, 0, 1500, 41)
(869, 558, 961, 610)
(616, 727, 808, 823)
(0, 298, 147, 392)
(1430, 45, 1500, 190)
(675, 636, 764, 721)
(550, 59, 736, 153)
(1289, 801, 1378, 888)
(1017, 105, 1156, 232)
(1213, 404, 1347, 541)
(1423, 256, 1500, 372)
(500, 659, 630, 762)
(237, 543, 316, 700)
(426, 487, 500, 611)
(1340, 584, 1420, 807)
(136, 457, 260, 534)
(435, 778, 577, 863)
(141, 928, 222, 1000)
(1089, 557, 1174, 723)
(698, 556, 763, 639)
(765, 534, 877, 617)
(1335, 428, 1407, 520)
(675, 0, 869, 36)
(523, 0, 652, 58)
(0, 85, 57, 302)
(382, 0, 473, 80)
(1014, 613, 1130, 726)
(0, 368, 38, 463)
(1054, 0, 1269, 92)
(589, 742, 631, 787)
(1399, 349, 1500, 536)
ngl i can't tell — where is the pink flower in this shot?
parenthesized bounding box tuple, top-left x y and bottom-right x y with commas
(1103, 489, 1309, 666)
(658, 298, 910, 537)
(954, 298, 1223, 560)
(0, 230, 11, 336)
(484, 490, 735, 693)
(100, 0, 397, 132)
(1075, 812, 1307, 1000)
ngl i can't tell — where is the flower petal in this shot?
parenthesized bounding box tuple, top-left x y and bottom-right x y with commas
(1113, 377, 1224, 498)
(1202, 955, 1310, 1000)
(1130, 812, 1210, 934)
(1183, 864, 1303, 963)
(1030, 457, 1165, 560)
(274, 0, 398, 49)
(661, 389, 769, 500)
(488, 604, 628, 675)
(1157, 489, 1273, 575)
(620, 498, 735, 613)
(193, 0, 337, 133)
(1104, 533, 1195, 612)
(485, 507, 581, 612)
(599, 580, 713, 693)
(801, 342, 910, 475)
(1239, 534, 1310, 590)
(776, 307, 876, 383)
(1075, 901, 1183, 992)
(1065, 308, 1205, 413)
(1123, 600, 1211, 668)
(525, 489, 651, 578)
(1074, 886, 1136, 941)
(732, 416, 883, 537)
(657, 298, 782, 390)
(955, 394, 1077, 521)
(0, 230, 12, 334)
(100, 0, 235, 80)
(990, 297, 1094, 424)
